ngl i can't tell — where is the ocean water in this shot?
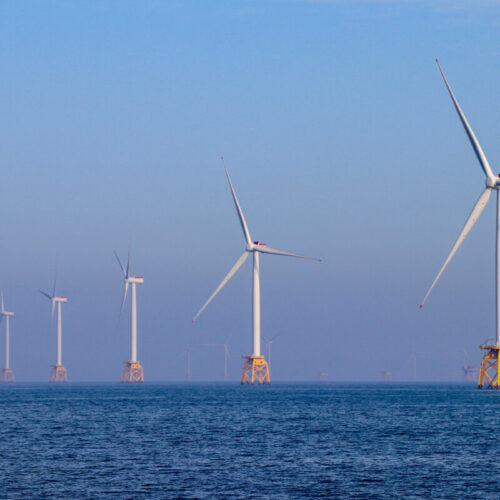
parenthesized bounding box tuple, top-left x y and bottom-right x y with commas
(0, 383, 499, 499)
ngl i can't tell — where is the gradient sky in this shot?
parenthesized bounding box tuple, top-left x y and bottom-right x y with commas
(1, 0, 500, 381)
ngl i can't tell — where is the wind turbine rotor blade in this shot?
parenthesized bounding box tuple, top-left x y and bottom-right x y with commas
(120, 282, 129, 316)
(39, 290, 52, 300)
(114, 251, 126, 277)
(221, 157, 252, 246)
(258, 245, 322, 261)
(52, 268, 58, 298)
(192, 251, 250, 322)
(126, 247, 130, 278)
(436, 60, 495, 181)
(172, 348, 188, 367)
(420, 187, 492, 308)
(51, 299, 56, 318)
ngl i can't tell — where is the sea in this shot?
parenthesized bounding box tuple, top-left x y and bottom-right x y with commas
(0, 382, 498, 499)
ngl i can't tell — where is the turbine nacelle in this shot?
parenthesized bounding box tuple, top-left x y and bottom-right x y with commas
(485, 176, 500, 189)
(126, 276, 144, 285)
(53, 297, 68, 303)
(247, 241, 267, 252)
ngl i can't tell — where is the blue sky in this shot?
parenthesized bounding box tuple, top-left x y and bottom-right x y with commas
(1, 0, 500, 381)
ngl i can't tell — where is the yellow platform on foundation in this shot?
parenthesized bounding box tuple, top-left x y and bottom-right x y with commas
(241, 355, 270, 384)
(122, 361, 144, 383)
(478, 345, 500, 389)
(50, 364, 67, 383)
(1, 368, 14, 382)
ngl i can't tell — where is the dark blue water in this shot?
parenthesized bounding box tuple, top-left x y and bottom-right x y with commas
(0, 383, 498, 498)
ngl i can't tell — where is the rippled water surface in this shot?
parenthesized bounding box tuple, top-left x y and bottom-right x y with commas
(0, 383, 499, 498)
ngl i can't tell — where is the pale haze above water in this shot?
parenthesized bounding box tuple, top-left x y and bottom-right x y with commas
(0, 1, 499, 381)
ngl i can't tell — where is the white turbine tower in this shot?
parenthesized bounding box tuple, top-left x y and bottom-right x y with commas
(420, 60, 500, 389)
(115, 251, 145, 383)
(193, 158, 321, 384)
(40, 277, 68, 383)
(1, 294, 15, 382)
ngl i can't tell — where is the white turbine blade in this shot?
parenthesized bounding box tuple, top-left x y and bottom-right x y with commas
(224, 345, 231, 360)
(52, 268, 58, 298)
(258, 245, 322, 261)
(436, 60, 495, 181)
(420, 187, 492, 308)
(39, 290, 52, 300)
(192, 251, 249, 322)
(120, 282, 129, 316)
(221, 157, 252, 246)
(51, 299, 56, 318)
(114, 251, 126, 277)
(126, 247, 130, 278)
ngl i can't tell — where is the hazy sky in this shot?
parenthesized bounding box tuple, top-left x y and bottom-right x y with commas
(1, 0, 500, 381)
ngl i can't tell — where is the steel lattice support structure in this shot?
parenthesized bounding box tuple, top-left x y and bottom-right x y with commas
(50, 364, 67, 383)
(240, 356, 270, 384)
(122, 361, 144, 383)
(478, 346, 500, 389)
(1, 368, 14, 382)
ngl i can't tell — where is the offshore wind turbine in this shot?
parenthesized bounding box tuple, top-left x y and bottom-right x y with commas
(115, 250, 145, 383)
(173, 344, 194, 380)
(420, 60, 500, 389)
(263, 334, 280, 376)
(202, 334, 232, 380)
(193, 158, 321, 384)
(40, 276, 68, 383)
(0, 294, 15, 382)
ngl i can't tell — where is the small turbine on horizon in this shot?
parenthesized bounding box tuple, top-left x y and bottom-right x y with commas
(115, 250, 145, 383)
(193, 158, 321, 384)
(202, 334, 232, 380)
(173, 344, 194, 381)
(0, 293, 15, 382)
(420, 60, 500, 389)
(40, 275, 68, 383)
(263, 334, 280, 377)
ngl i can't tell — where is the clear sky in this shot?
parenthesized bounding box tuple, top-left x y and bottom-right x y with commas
(1, 0, 500, 381)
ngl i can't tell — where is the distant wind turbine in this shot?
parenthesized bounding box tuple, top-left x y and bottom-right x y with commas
(40, 273, 68, 383)
(173, 344, 194, 381)
(202, 334, 232, 380)
(115, 250, 144, 383)
(0, 293, 15, 382)
(420, 60, 500, 389)
(193, 158, 321, 384)
(263, 334, 280, 374)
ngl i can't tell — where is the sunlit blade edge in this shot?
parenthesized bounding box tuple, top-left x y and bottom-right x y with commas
(192, 251, 249, 322)
(221, 158, 252, 246)
(258, 245, 322, 261)
(436, 60, 495, 180)
(420, 187, 492, 307)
